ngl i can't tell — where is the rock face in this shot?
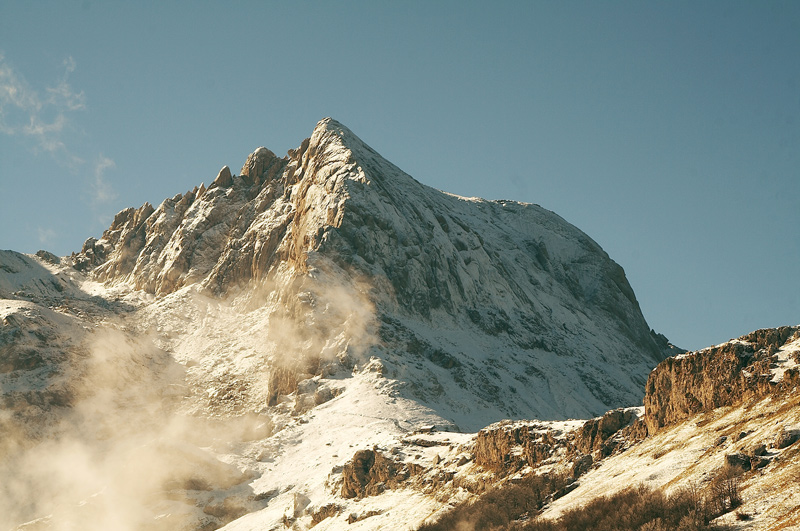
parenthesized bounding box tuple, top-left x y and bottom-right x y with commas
(644, 326, 800, 435)
(473, 409, 637, 477)
(340, 448, 421, 499)
(65, 118, 667, 425)
(473, 421, 563, 475)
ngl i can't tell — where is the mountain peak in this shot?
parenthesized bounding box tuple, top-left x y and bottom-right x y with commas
(306, 117, 381, 172)
(66, 118, 667, 424)
(313, 116, 355, 139)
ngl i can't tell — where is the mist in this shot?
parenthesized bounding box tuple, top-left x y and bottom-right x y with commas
(0, 259, 378, 530)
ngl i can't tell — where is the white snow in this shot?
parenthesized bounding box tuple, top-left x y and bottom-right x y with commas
(770, 336, 800, 383)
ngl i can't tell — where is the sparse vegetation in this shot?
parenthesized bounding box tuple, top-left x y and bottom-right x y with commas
(417, 473, 569, 531)
(418, 465, 745, 531)
(515, 485, 717, 531)
(705, 465, 743, 517)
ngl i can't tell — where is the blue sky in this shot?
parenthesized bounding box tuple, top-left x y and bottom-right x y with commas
(1, 1, 798, 351)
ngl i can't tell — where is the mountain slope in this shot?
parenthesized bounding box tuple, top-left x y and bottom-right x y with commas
(434, 326, 800, 531)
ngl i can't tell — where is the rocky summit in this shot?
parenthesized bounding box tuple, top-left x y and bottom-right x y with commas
(0, 118, 700, 531)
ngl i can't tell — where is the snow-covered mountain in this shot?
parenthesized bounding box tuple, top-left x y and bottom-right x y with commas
(75, 117, 669, 425)
(1, 118, 677, 530)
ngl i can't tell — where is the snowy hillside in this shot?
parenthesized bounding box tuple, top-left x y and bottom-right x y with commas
(1, 118, 674, 530)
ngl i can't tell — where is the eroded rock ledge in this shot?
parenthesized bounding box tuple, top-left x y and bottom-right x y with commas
(644, 326, 800, 435)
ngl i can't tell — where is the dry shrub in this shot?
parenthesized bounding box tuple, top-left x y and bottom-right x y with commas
(418, 466, 742, 531)
(417, 473, 568, 531)
(704, 464, 743, 519)
(516, 483, 729, 531)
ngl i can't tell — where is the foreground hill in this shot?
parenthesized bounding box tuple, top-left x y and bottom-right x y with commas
(415, 326, 800, 531)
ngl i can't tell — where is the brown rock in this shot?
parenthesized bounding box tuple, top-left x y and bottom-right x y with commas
(311, 503, 342, 525)
(574, 408, 636, 456)
(211, 165, 233, 188)
(725, 453, 751, 471)
(341, 449, 375, 498)
(643, 326, 800, 435)
(748, 444, 767, 457)
(571, 454, 593, 478)
(773, 429, 800, 449)
(340, 448, 419, 499)
(240, 147, 283, 186)
(473, 422, 558, 475)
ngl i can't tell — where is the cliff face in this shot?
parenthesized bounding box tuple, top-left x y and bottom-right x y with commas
(644, 326, 800, 435)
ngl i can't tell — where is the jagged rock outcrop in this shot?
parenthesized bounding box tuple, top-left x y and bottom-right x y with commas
(212, 165, 233, 188)
(473, 410, 638, 477)
(644, 326, 800, 435)
(572, 408, 637, 456)
(340, 448, 422, 499)
(473, 421, 562, 475)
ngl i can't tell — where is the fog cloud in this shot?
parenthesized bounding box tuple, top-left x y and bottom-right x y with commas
(1, 258, 380, 529)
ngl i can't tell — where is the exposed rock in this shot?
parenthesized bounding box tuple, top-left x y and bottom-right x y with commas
(455, 453, 473, 466)
(474, 410, 638, 479)
(474, 421, 559, 475)
(72, 237, 110, 271)
(341, 449, 378, 498)
(340, 448, 421, 499)
(310, 503, 342, 525)
(748, 444, 767, 457)
(292, 492, 311, 517)
(84, 202, 155, 281)
(571, 454, 593, 478)
(725, 452, 752, 471)
(573, 408, 637, 457)
(240, 147, 283, 186)
(35, 250, 60, 265)
(211, 165, 233, 188)
(643, 326, 800, 435)
(772, 428, 800, 449)
(347, 510, 382, 524)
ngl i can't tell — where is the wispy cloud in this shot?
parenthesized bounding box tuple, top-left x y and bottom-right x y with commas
(46, 56, 86, 112)
(1, 52, 118, 217)
(37, 227, 57, 245)
(92, 155, 117, 204)
(0, 52, 86, 163)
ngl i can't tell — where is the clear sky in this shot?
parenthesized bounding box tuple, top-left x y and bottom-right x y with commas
(1, 1, 798, 351)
